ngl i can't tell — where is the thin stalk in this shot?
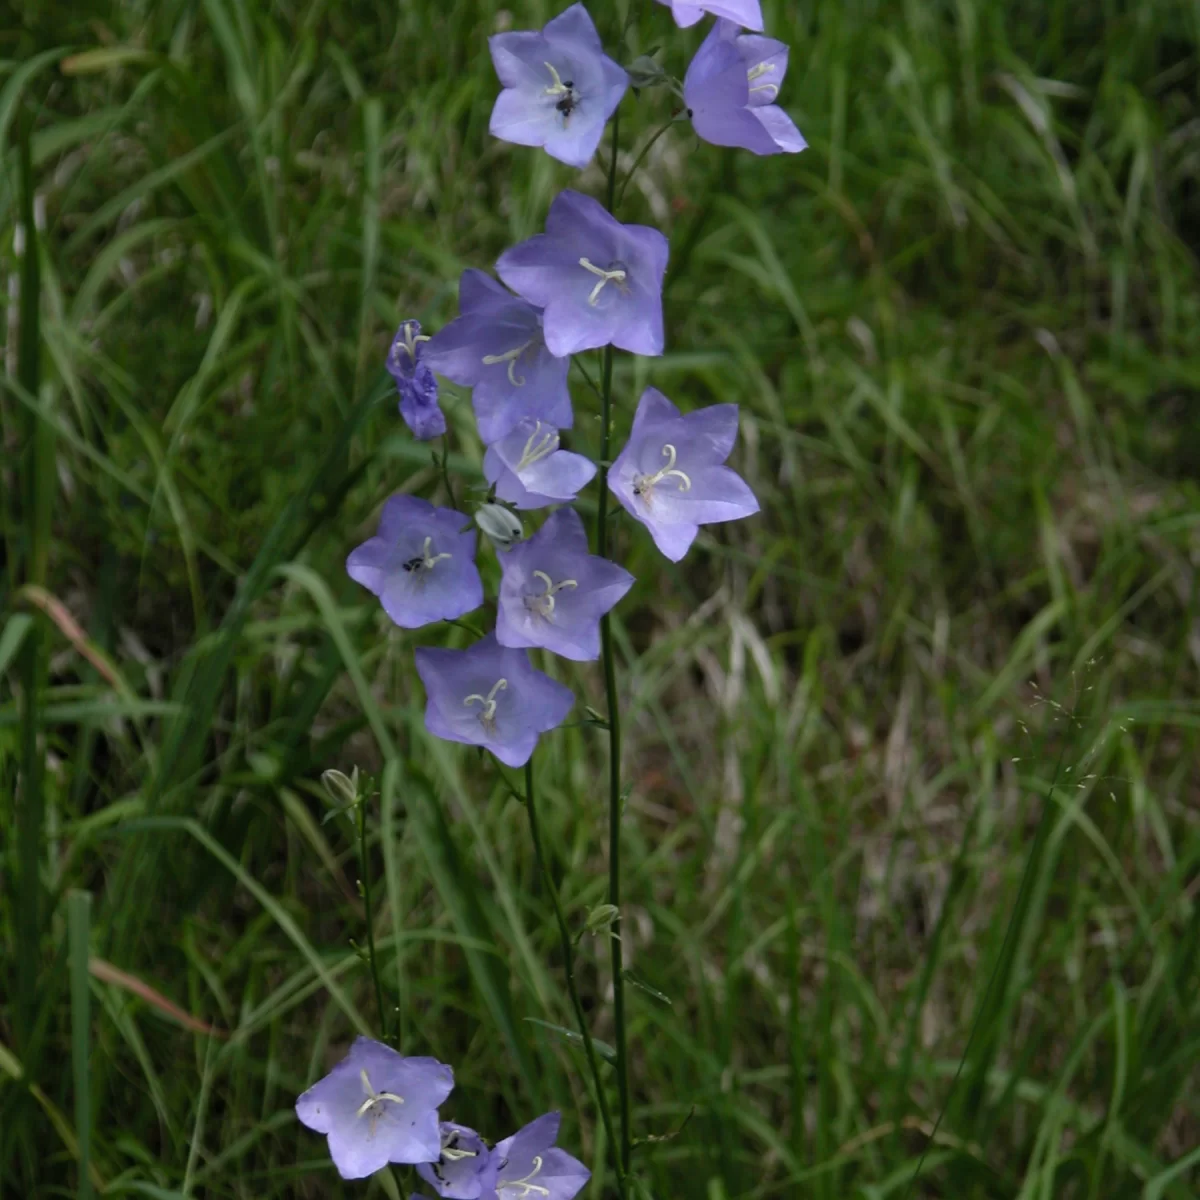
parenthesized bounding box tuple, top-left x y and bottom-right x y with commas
(596, 105, 632, 1177)
(358, 795, 389, 1043)
(523, 758, 627, 1200)
(614, 119, 675, 211)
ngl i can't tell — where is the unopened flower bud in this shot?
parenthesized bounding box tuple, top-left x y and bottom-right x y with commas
(627, 54, 667, 90)
(585, 903, 620, 935)
(475, 502, 524, 550)
(321, 767, 360, 808)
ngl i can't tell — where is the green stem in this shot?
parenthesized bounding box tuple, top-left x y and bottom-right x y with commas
(358, 794, 389, 1043)
(614, 119, 675, 211)
(523, 758, 627, 1200)
(597, 105, 633, 1179)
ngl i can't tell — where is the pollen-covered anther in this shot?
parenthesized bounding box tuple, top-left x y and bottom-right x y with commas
(402, 535, 452, 574)
(578, 257, 628, 305)
(632, 443, 692, 502)
(499, 1154, 551, 1198)
(525, 569, 578, 619)
(464, 677, 509, 732)
(482, 338, 537, 386)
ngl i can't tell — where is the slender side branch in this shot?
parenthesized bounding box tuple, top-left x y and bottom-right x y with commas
(358, 793, 390, 1043)
(524, 759, 628, 1199)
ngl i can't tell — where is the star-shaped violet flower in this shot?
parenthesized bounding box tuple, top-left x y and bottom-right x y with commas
(497, 508, 634, 661)
(389, 320, 447, 440)
(416, 1122, 498, 1200)
(415, 633, 574, 767)
(490, 1113, 590, 1200)
(685, 20, 806, 156)
(295, 1037, 454, 1180)
(347, 495, 483, 629)
(422, 270, 572, 446)
(609, 387, 759, 562)
(496, 189, 668, 357)
(655, 0, 763, 29)
(483, 417, 597, 510)
(489, 3, 628, 168)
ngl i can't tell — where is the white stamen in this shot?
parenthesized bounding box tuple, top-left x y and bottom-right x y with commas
(578, 257, 628, 306)
(404, 535, 452, 574)
(525, 569, 578, 619)
(482, 338, 536, 386)
(463, 678, 509, 732)
(747, 61, 779, 99)
(543, 62, 571, 97)
(393, 320, 430, 365)
(631, 443, 692, 504)
(499, 1155, 551, 1197)
(443, 1145, 478, 1163)
(355, 1068, 404, 1134)
(515, 421, 560, 472)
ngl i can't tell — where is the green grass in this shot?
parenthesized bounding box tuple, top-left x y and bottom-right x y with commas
(3, 0, 1200, 1196)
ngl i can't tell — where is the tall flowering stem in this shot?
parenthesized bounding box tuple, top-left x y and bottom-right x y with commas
(595, 101, 632, 1179)
(523, 757, 628, 1199)
(357, 793, 390, 1045)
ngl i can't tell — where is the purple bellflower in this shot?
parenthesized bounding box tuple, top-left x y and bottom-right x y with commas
(489, 3, 628, 169)
(656, 0, 764, 29)
(295, 1037, 454, 1180)
(609, 387, 759, 562)
(497, 507, 634, 661)
(415, 633, 574, 767)
(422, 270, 572, 445)
(389, 320, 447, 440)
(417, 1122, 498, 1200)
(685, 20, 806, 156)
(347, 495, 483, 629)
(496, 189, 668, 357)
(490, 1113, 590, 1200)
(483, 417, 597, 510)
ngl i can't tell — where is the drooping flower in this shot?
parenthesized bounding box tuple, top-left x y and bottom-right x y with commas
(415, 633, 574, 767)
(608, 387, 759, 562)
(496, 190, 668, 357)
(347, 495, 483, 629)
(490, 1113, 590, 1200)
(417, 1122, 498, 1200)
(489, 3, 628, 168)
(483, 417, 596, 510)
(295, 1037, 454, 1180)
(497, 507, 634, 661)
(684, 20, 806, 156)
(389, 320, 447, 440)
(422, 270, 572, 445)
(655, 0, 763, 30)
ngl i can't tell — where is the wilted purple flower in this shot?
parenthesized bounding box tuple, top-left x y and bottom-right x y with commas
(347, 495, 483, 629)
(685, 20, 806, 156)
(483, 417, 596, 510)
(655, 0, 763, 29)
(496, 190, 668, 357)
(490, 3, 628, 169)
(389, 320, 447, 440)
(490, 1113, 589, 1200)
(295, 1037, 454, 1180)
(609, 387, 759, 562)
(497, 508, 633, 661)
(417, 1122, 498, 1200)
(415, 633, 574, 767)
(422, 270, 572, 445)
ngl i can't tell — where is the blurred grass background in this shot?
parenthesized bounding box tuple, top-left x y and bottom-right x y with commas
(2, 0, 1200, 1196)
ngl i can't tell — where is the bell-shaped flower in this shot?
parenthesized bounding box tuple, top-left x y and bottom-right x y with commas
(295, 1037, 454, 1180)
(608, 387, 759, 562)
(483, 417, 596, 510)
(416, 1122, 498, 1200)
(489, 3, 628, 168)
(490, 1113, 589, 1200)
(497, 508, 633, 661)
(655, 0, 763, 30)
(347, 495, 483, 629)
(423, 270, 572, 445)
(684, 20, 806, 156)
(389, 320, 447, 440)
(415, 633, 574, 767)
(496, 189, 668, 357)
